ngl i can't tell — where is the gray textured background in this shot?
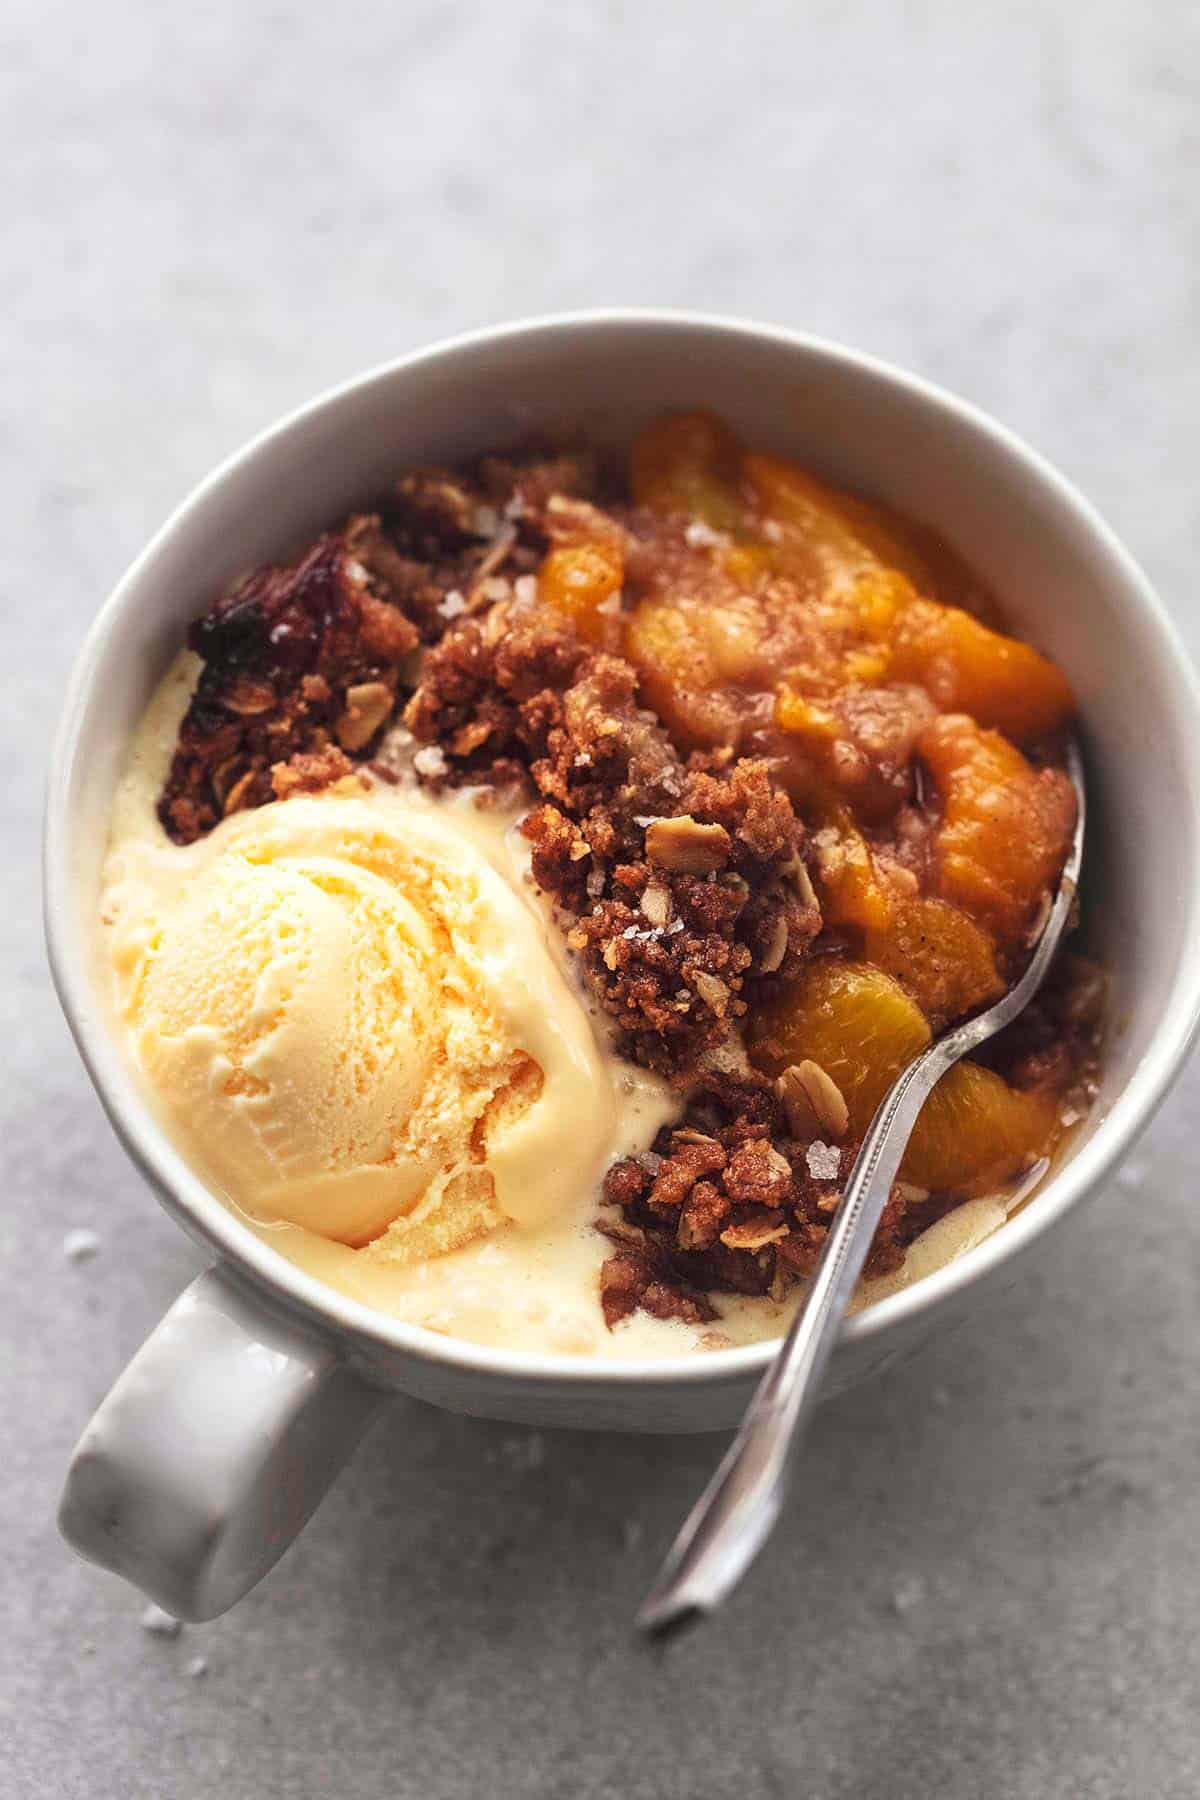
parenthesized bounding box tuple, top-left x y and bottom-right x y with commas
(6, 3, 1200, 1796)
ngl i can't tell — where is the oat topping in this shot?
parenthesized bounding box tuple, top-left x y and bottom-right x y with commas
(154, 422, 1099, 1331)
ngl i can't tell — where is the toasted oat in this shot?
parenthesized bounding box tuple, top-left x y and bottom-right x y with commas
(224, 676, 276, 716)
(693, 970, 730, 1014)
(641, 880, 671, 926)
(782, 852, 818, 911)
(221, 769, 257, 816)
(645, 814, 731, 873)
(759, 913, 788, 973)
(335, 681, 394, 752)
(483, 600, 512, 646)
(778, 1060, 850, 1140)
(720, 1214, 790, 1251)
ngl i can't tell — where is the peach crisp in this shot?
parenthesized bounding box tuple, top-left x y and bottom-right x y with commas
(156, 410, 1100, 1330)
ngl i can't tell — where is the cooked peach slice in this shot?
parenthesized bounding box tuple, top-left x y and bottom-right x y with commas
(809, 812, 895, 937)
(748, 960, 930, 1131)
(866, 896, 1003, 1030)
(902, 1063, 1059, 1194)
(623, 590, 769, 749)
(539, 541, 623, 644)
(631, 410, 744, 530)
(891, 597, 1074, 742)
(748, 958, 1058, 1191)
(745, 452, 914, 590)
(920, 715, 1076, 948)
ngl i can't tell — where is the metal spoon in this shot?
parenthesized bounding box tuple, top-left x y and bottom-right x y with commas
(638, 741, 1086, 1636)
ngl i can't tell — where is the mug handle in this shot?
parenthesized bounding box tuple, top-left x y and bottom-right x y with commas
(59, 1263, 385, 1620)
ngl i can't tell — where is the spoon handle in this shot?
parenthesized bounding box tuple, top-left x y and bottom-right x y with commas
(638, 748, 1084, 1635)
(635, 1039, 949, 1634)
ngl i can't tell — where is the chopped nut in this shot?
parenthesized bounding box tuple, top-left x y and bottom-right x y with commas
(671, 1128, 722, 1149)
(721, 1214, 790, 1251)
(640, 881, 671, 926)
(814, 831, 846, 883)
(466, 523, 518, 604)
(211, 757, 246, 809)
(692, 970, 729, 1014)
(221, 769, 257, 816)
(483, 600, 512, 646)
(765, 1146, 793, 1181)
(451, 718, 494, 757)
(759, 913, 788, 973)
(778, 1060, 850, 1140)
(894, 1181, 930, 1205)
(645, 815, 731, 874)
(782, 853, 818, 910)
(224, 676, 276, 716)
(336, 681, 393, 752)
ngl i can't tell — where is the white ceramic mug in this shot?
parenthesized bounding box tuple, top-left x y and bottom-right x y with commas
(46, 311, 1200, 1621)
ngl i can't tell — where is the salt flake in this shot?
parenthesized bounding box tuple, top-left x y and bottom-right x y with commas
(413, 745, 447, 779)
(806, 1141, 841, 1181)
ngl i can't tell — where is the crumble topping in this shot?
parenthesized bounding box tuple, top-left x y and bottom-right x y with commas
(152, 434, 1100, 1330)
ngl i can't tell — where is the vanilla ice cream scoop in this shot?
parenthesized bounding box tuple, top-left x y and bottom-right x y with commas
(107, 789, 618, 1260)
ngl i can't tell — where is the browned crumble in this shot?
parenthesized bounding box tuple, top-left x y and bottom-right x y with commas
(155, 441, 1099, 1330)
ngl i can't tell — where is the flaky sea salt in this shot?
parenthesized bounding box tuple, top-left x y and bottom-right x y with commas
(437, 589, 466, 619)
(806, 1141, 841, 1181)
(513, 574, 539, 604)
(63, 1228, 101, 1263)
(684, 519, 724, 549)
(413, 745, 448, 779)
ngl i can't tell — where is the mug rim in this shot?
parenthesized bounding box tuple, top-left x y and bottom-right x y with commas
(44, 306, 1200, 1390)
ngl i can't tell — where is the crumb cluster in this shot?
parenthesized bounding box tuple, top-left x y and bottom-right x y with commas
(156, 440, 1098, 1327)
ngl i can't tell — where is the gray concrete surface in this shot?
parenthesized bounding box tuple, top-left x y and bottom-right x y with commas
(5, 2, 1200, 1795)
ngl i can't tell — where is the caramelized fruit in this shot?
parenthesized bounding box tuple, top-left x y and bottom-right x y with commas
(630, 409, 744, 529)
(920, 714, 1076, 949)
(539, 541, 623, 644)
(749, 960, 1057, 1193)
(892, 597, 1073, 742)
(865, 896, 1003, 1031)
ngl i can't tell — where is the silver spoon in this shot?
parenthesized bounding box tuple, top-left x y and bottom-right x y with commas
(638, 741, 1086, 1636)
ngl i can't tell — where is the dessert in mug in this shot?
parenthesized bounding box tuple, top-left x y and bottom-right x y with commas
(100, 412, 1102, 1357)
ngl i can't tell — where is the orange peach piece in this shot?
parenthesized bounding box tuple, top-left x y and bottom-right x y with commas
(539, 541, 623, 644)
(630, 410, 744, 530)
(865, 895, 1004, 1030)
(919, 714, 1077, 950)
(892, 597, 1074, 742)
(749, 959, 1058, 1192)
